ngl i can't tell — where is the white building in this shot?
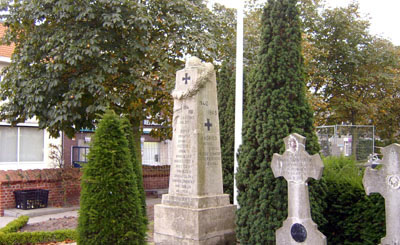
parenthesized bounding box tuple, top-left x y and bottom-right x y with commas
(0, 24, 61, 170)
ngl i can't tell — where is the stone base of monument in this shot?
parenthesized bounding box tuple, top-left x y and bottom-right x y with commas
(154, 194, 236, 245)
(276, 218, 326, 245)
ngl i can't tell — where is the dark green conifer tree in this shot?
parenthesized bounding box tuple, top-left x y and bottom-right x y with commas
(78, 111, 146, 245)
(235, 0, 326, 244)
(217, 61, 235, 202)
(121, 117, 147, 222)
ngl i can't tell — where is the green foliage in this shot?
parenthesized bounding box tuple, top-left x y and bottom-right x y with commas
(217, 61, 235, 202)
(121, 117, 147, 221)
(78, 111, 146, 245)
(356, 139, 374, 162)
(0, 215, 29, 233)
(0, 229, 77, 245)
(0, 0, 234, 139)
(243, 0, 400, 141)
(321, 156, 385, 244)
(305, 3, 400, 139)
(235, 0, 325, 244)
(323, 156, 364, 190)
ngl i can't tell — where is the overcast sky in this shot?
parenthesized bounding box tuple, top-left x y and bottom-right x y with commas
(210, 0, 400, 45)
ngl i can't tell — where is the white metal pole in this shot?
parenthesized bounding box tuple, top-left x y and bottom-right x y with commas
(234, 0, 244, 207)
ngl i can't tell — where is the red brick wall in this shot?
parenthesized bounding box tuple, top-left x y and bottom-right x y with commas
(0, 24, 15, 58)
(0, 166, 169, 216)
(0, 169, 81, 216)
(142, 165, 170, 190)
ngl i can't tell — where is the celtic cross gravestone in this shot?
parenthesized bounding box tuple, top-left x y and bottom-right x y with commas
(363, 143, 400, 245)
(271, 133, 327, 244)
(154, 57, 236, 245)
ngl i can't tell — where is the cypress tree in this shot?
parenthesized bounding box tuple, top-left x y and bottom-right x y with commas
(121, 117, 147, 222)
(236, 0, 326, 244)
(78, 111, 146, 245)
(217, 61, 235, 202)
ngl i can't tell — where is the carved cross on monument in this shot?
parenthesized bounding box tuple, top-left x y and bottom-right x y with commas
(204, 118, 212, 131)
(182, 73, 191, 84)
(363, 143, 400, 245)
(272, 133, 327, 244)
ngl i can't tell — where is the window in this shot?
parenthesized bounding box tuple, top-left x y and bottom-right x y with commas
(72, 146, 90, 168)
(142, 142, 160, 165)
(0, 126, 44, 163)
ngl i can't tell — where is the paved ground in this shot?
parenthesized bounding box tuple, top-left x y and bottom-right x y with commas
(0, 197, 162, 245)
(0, 208, 79, 228)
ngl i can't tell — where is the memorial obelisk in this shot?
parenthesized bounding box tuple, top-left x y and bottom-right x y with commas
(154, 57, 236, 245)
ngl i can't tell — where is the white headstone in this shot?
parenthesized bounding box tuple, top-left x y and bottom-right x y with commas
(154, 57, 236, 245)
(271, 133, 327, 245)
(363, 143, 400, 245)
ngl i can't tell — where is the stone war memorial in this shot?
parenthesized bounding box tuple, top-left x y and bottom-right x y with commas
(363, 143, 400, 245)
(271, 133, 327, 245)
(154, 57, 236, 245)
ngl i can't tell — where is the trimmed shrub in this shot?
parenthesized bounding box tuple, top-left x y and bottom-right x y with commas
(0, 215, 29, 233)
(321, 156, 385, 244)
(77, 111, 146, 244)
(121, 117, 147, 222)
(0, 229, 76, 245)
(235, 0, 326, 244)
(217, 61, 235, 202)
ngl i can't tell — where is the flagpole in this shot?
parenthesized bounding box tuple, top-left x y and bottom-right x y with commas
(234, 0, 244, 207)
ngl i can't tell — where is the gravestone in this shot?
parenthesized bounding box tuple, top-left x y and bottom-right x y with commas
(271, 133, 327, 245)
(154, 57, 236, 245)
(363, 143, 400, 245)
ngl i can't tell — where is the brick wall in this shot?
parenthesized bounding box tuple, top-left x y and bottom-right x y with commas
(0, 168, 81, 216)
(0, 166, 169, 216)
(142, 165, 170, 190)
(0, 24, 15, 58)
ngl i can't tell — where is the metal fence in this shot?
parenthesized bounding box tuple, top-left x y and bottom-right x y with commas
(141, 140, 172, 166)
(316, 125, 375, 162)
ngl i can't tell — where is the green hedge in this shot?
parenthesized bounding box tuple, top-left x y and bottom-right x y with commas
(0, 229, 77, 245)
(0, 216, 29, 233)
(321, 156, 385, 244)
(0, 216, 76, 244)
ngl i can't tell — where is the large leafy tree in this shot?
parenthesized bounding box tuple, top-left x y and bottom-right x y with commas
(235, 0, 325, 244)
(243, 0, 400, 142)
(305, 3, 400, 143)
(0, 0, 230, 145)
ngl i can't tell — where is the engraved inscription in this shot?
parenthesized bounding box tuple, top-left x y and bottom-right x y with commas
(172, 110, 195, 195)
(279, 153, 312, 182)
(200, 101, 208, 106)
(198, 135, 221, 166)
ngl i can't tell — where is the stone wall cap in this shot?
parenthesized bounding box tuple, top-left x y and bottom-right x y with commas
(0, 169, 69, 184)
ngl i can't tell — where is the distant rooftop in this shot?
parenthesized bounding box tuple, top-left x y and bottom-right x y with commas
(0, 24, 14, 59)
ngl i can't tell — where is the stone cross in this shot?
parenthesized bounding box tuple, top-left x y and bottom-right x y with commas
(272, 133, 327, 244)
(363, 143, 400, 245)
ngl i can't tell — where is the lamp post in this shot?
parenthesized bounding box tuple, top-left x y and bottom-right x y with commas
(234, 0, 244, 207)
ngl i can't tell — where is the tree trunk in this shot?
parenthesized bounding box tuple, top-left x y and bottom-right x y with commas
(130, 118, 143, 165)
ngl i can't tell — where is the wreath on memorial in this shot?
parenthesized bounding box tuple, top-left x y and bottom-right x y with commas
(171, 61, 215, 100)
